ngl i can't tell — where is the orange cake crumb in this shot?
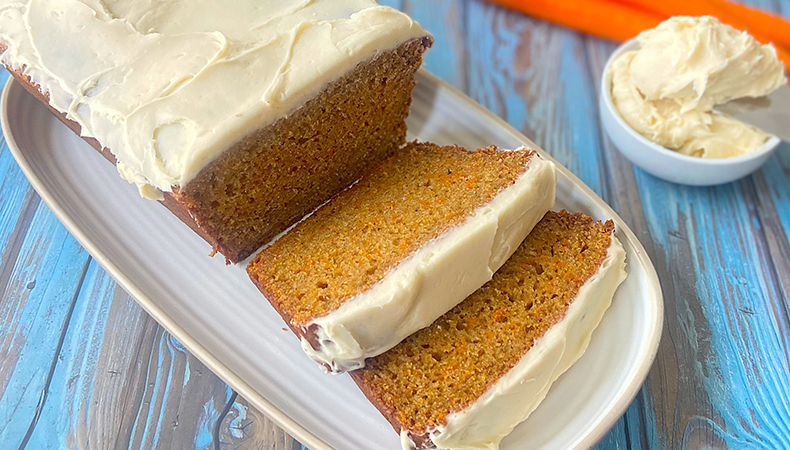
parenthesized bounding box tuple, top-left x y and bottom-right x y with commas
(248, 143, 537, 328)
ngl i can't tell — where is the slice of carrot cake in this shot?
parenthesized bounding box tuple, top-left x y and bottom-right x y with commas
(248, 142, 556, 373)
(0, 0, 431, 263)
(352, 210, 627, 450)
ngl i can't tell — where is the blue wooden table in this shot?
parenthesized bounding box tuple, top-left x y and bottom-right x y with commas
(1, 1, 788, 449)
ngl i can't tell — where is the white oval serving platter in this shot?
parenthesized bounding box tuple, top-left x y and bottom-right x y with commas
(2, 70, 663, 450)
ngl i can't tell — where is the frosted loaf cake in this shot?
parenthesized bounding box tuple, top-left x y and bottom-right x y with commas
(0, 0, 432, 262)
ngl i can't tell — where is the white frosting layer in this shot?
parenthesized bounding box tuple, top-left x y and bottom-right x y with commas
(0, 0, 427, 198)
(610, 16, 786, 159)
(408, 231, 627, 450)
(301, 152, 556, 373)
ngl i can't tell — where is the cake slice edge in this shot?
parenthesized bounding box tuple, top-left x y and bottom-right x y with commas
(299, 149, 557, 373)
(399, 220, 627, 450)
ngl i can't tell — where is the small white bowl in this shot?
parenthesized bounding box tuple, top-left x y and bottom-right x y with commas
(600, 40, 782, 186)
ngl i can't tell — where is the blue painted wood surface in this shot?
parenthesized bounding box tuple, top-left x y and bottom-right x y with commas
(0, 1, 788, 449)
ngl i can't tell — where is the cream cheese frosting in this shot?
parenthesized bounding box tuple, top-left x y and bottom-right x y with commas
(610, 16, 786, 159)
(402, 232, 627, 450)
(0, 0, 427, 198)
(301, 152, 556, 373)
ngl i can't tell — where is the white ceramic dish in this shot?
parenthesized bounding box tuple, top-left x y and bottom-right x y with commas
(600, 39, 782, 186)
(2, 71, 663, 450)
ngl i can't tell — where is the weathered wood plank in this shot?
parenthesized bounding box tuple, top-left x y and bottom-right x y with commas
(630, 168, 790, 448)
(217, 395, 302, 450)
(116, 323, 231, 449)
(464, 0, 608, 198)
(596, 415, 629, 450)
(751, 148, 790, 304)
(0, 140, 35, 273)
(0, 202, 91, 447)
(401, 0, 468, 91)
(21, 258, 121, 449)
(742, 0, 790, 299)
(16, 258, 238, 449)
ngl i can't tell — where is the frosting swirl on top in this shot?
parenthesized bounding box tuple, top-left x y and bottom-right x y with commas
(0, 0, 427, 198)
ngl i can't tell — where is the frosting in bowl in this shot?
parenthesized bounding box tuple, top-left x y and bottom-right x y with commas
(609, 16, 786, 159)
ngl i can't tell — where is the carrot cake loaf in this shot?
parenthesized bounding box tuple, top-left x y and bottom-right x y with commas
(248, 142, 556, 373)
(352, 211, 627, 450)
(0, 0, 431, 262)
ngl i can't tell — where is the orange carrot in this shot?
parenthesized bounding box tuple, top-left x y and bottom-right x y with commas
(615, 0, 751, 33)
(617, 0, 789, 54)
(714, 0, 789, 48)
(614, 0, 721, 17)
(774, 44, 790, 70)
(488, 0, 664, 42)
(489, 0, 789, 70)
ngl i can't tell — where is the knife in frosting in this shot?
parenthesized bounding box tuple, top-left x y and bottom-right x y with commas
(716, 84, 790, 143)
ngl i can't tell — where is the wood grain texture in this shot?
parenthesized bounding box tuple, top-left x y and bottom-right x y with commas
(0, 255, 298, 450)
(17, 260, 231, 449)
(0, 1, 788, 449)
(216, 396, 302, 450)
(0, 200, 90, 447)
(381, 0, 468, 91)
